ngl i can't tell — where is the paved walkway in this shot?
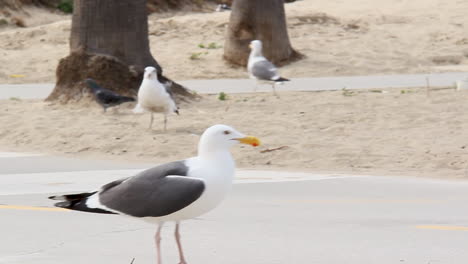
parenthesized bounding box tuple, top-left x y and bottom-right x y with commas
(1, 72, 467, 99)
(1, 152, 468, 264)
(2, 73, 468, 263)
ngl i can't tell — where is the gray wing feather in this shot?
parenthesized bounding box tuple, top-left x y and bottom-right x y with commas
(157, 73, 176, 102)
(251, 60, 279, 81)
(98, 161, 205, 217)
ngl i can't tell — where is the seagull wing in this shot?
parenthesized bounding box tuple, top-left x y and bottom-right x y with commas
(50, 161, 205, 217)
(251, 60, 280, 81)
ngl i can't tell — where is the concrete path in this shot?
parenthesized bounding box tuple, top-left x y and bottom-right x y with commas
(1, 152, 468, 264)
(1, 72, 467, 99)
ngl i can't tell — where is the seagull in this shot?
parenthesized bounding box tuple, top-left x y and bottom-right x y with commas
(85, 78, 135, 112)
(134, 66, 179, 131)
(247, 40, 290, 96)
(49, 124, 260, 264)
(215, 4, 231, 12)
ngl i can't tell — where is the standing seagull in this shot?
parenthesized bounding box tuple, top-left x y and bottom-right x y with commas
(247, 40, 290, 96)
(49, 124, 260, 264)
(85, 78, 135, 112)
(134, 66, 179, 131)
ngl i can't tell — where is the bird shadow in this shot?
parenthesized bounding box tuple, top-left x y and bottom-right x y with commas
(148, 127, 203, 135)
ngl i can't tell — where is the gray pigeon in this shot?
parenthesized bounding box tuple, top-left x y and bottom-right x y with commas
(85, 78, 135, 112)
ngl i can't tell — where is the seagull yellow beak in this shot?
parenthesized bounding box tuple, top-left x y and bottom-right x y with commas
(249, 44, 252, 49)
(236, 136, 261, 147)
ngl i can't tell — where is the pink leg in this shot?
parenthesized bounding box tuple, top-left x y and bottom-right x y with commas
(174, 222, 188, 264)
(155, 224, 163, 264)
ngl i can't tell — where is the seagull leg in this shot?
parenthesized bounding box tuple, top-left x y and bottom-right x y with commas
(149, 113, 154, 129)
(155, 224, 163, 264)
(163, 115, 167, 132)
(174, 222, 188, 264)
(272, 83, 279, 98)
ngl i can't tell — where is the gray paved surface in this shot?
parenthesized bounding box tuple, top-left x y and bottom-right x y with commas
(1, 72, 467, 99)
(2, 73, 468, 263)
(1, 153, 468, 264)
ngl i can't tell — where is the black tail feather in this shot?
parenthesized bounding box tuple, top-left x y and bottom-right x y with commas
(274, 77, 290, 82)
(119, 96, 136, 103)
(48, 191, 96, 201)
(49, 192, 116, 214)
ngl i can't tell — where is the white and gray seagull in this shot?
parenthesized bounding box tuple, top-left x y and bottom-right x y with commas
(49, 124, 260, 264)
(133, 66, 179, 131)
(247, 40, 290, 96)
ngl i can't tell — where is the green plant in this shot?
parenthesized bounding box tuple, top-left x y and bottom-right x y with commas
(190, 52, 203, 60)
(57, 0, 73, 14)
(207, 42, 222, 49)
(400, 89, 414, 94)
(189, 52, 208, 60)
(218, 92, 227, 101)
(9, 97, 21, 101)
(198, 42, 222, 49)
(342, 88, 355, 97)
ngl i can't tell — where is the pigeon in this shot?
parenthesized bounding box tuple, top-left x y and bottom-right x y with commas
(48, 124, 261, 264)
(247, 40, 290, 96)
(133, 67, 179, 131)
(85, 78, 135, 112)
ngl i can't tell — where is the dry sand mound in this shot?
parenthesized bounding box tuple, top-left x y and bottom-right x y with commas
(1, 88, 468, 179)
(1, 0, 468, 84)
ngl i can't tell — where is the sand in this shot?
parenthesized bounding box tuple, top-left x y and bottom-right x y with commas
(1, 0, 468, 83)
(1, 87, 468, 179)
(1, 1, 468, 178)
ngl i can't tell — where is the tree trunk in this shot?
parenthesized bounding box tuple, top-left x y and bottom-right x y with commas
(223, 0, 302, 67)
(47, 0, 196, 102)
(71, 0, 159, 71)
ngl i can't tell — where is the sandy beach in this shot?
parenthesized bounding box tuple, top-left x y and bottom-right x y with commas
(1, 87, 468, 179)
(1, 0, 468, 178)
(1, 0, 467, 84)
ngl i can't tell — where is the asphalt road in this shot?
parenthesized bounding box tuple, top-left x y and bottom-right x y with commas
(1, 152, 468, 264)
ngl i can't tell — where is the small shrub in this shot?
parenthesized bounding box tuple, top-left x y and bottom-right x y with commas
(342, 88, 355, 97)
(189, 52, 208, 60)
(207, 42, 222, 49)
(0, 19, 8, 26)
(218, 92, 227, 101)
(198, 42, 222, 49)
(190, 52, 203, 60)
(58, 0, 73, 14)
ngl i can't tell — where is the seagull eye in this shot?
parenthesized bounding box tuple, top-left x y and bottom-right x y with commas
(223, 130, 231, 135)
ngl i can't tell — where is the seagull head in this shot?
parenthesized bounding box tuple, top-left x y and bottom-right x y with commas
(198, 124, 260, 156)
(249, 40, 262, 53)
(144, 66, 158, 80)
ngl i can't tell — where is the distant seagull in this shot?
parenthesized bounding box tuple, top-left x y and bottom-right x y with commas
(133, 66, 179, 131)
(215, 4, 231, 12)
(49, 124, 261, 264)
(247, 40, 290, 96)
(85, 78, 135, 113)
